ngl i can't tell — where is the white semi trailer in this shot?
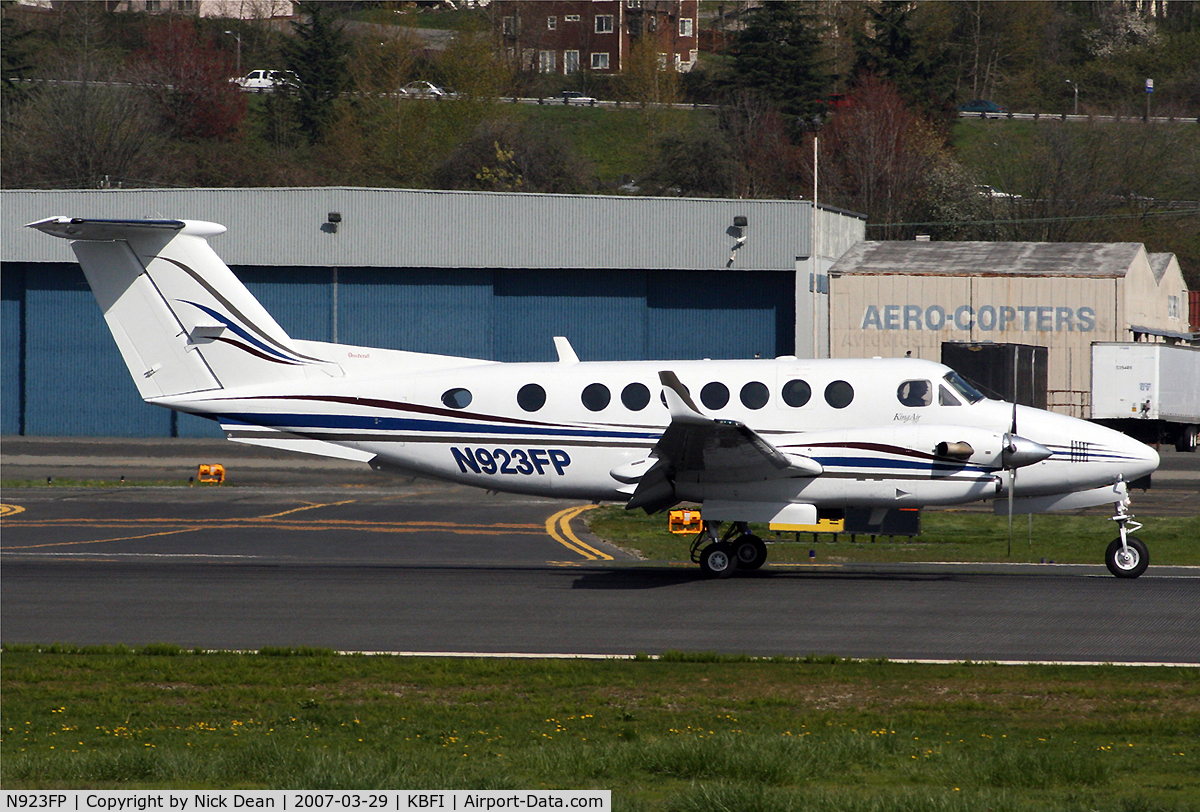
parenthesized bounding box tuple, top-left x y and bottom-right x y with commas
(1091, 342, 1200, 452)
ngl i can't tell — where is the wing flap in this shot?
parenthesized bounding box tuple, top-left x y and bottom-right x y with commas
(625, 371, 823, 512)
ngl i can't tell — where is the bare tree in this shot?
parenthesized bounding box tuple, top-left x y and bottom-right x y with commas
(134, 19, 246, 140)
(3, 67, 162, 188)
(819, 75, 944, 236)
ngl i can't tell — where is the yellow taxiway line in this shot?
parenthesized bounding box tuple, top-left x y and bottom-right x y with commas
(544, 505, 611, 561)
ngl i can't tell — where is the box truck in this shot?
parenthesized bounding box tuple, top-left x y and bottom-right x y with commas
(1091, 342, 1200, 452)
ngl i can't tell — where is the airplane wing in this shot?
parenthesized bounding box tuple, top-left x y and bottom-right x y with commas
(624, 371, 822, 513)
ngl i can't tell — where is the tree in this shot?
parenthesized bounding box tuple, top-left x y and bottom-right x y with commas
(718, 89, 806, 199)
(1, 1, 33, 108)
(853, 1, 952, 116)
(136, 19, 246, 140)
(3, 67, 161, 188)
(284, 1, 349, 143)
(819, 75, 948, 237)
(643, 125, 736, 198)
(435, 119, 591, 194)
(730, 1, 829, 124)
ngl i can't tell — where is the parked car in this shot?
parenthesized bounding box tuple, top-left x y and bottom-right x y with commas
(957, 99, 1007, 114)
(975, 184, 1022, 200)
(561, 90, 597, 106)
(399, 81, 448, 99)
(231, 69, 299, 92)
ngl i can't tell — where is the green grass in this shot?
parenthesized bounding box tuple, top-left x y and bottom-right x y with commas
(2, 648, 1198, 809)
(586, 507, 1200, 567)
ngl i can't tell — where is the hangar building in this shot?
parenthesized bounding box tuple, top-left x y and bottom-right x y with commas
(1, 187, 865, 437)
(828, 242, 1192, 418)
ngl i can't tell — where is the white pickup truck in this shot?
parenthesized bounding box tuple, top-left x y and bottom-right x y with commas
(230, 69, 299, 92)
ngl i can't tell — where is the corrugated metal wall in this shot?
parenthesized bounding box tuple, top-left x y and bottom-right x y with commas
(2, 263, 794, 436)
(4, 188, 863, 436)
(5, 188, 854, 274)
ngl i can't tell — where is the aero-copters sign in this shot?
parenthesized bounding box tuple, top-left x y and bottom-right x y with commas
(860, 303, 1098, 332)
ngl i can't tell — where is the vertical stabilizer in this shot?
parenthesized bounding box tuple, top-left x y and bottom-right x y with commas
(26, 217, 340, 399)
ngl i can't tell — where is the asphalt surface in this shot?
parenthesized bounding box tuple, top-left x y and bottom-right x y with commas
(2, 437, 1198, 662)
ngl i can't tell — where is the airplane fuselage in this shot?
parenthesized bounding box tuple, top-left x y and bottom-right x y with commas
(165, 354, 1158, 508)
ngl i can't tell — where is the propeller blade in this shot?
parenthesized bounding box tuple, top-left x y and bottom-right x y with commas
(1007, 467, 1015, 557)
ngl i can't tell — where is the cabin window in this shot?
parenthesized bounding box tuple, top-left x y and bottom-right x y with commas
(897, 380, 932, 407)
(740, 381, 769, 409)
(701, 382, 729, 410)
(517, 383, 546, 412)
(622, 382, 651, 411)
(581, 383, 611, 411)
(824, 380, 854, 409)
(939, 385, 962, 406)
(442, 388, 472, 409)
(781, 379, 811, 407)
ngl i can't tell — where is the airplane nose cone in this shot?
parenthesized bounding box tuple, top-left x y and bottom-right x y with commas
(1111, 431, 1160, 481)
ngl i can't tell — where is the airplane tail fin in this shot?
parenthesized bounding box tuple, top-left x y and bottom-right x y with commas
(26, 217, 339, 400)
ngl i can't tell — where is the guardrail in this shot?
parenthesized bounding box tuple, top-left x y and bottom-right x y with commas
(958, 110, 1199, 124)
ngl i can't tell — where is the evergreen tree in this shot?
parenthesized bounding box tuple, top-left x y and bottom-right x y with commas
(854, 1, 951, 116)
(730, 1, 828, 124)
(285, 2, 349, 144)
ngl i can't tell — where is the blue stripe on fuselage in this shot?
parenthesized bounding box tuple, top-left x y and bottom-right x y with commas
(220, 412, 661, 440)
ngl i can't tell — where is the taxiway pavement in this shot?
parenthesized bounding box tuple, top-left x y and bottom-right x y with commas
(3, 439, 1198, 662)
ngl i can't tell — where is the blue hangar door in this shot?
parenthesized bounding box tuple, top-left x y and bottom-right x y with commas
(493, 269, 794, 362)
(2, 264, 795, 437)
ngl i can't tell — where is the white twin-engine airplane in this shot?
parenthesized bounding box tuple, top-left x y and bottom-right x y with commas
(30, 217, 1161, 578)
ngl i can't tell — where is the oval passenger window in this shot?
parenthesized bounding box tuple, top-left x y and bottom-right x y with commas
(517, 383, 546, 412)
(824, 380, 854, 409)
(621, 382, 651, 411)
(740, 381, 769, 410)
(700, 382, 729, 410)
(441, 388, 472, 409)
(581, 383, 611, 411)
(781, 379, 811, 407)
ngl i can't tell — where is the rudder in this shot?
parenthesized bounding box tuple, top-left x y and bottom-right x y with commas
(26, 217, 338, 399)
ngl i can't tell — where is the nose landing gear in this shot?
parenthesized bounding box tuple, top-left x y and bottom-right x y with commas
(1105, 493, 1148, 579)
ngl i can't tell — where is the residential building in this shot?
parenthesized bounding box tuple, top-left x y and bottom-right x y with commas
(492, 0, 699, 75)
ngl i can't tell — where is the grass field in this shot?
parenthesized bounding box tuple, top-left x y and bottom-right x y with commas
(586, 507, 1200, 568)
(2, 647, 1198, 810)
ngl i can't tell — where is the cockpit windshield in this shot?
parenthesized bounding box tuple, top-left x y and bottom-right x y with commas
(943, 370, 984, 404)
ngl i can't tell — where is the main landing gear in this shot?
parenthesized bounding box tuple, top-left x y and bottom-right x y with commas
(692, 521, 767, 578)
(1105, 495, 1148, 579)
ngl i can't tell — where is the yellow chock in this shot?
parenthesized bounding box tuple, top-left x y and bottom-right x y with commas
(668, 509, 703, 534)
(197, 463, 225, 484)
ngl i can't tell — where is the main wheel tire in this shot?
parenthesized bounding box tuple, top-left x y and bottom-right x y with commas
(1105, 536, 1149, 579)
(733, 535, 768, 570)
(700, 542, 737, 579)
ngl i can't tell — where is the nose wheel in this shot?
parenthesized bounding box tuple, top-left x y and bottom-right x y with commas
(1106, 536, 1148, 578)
(1106, 491, 1148, 579)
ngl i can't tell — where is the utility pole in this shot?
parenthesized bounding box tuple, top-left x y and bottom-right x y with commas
(225, 30, 242, 76)
(812, 135, 820, 360)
